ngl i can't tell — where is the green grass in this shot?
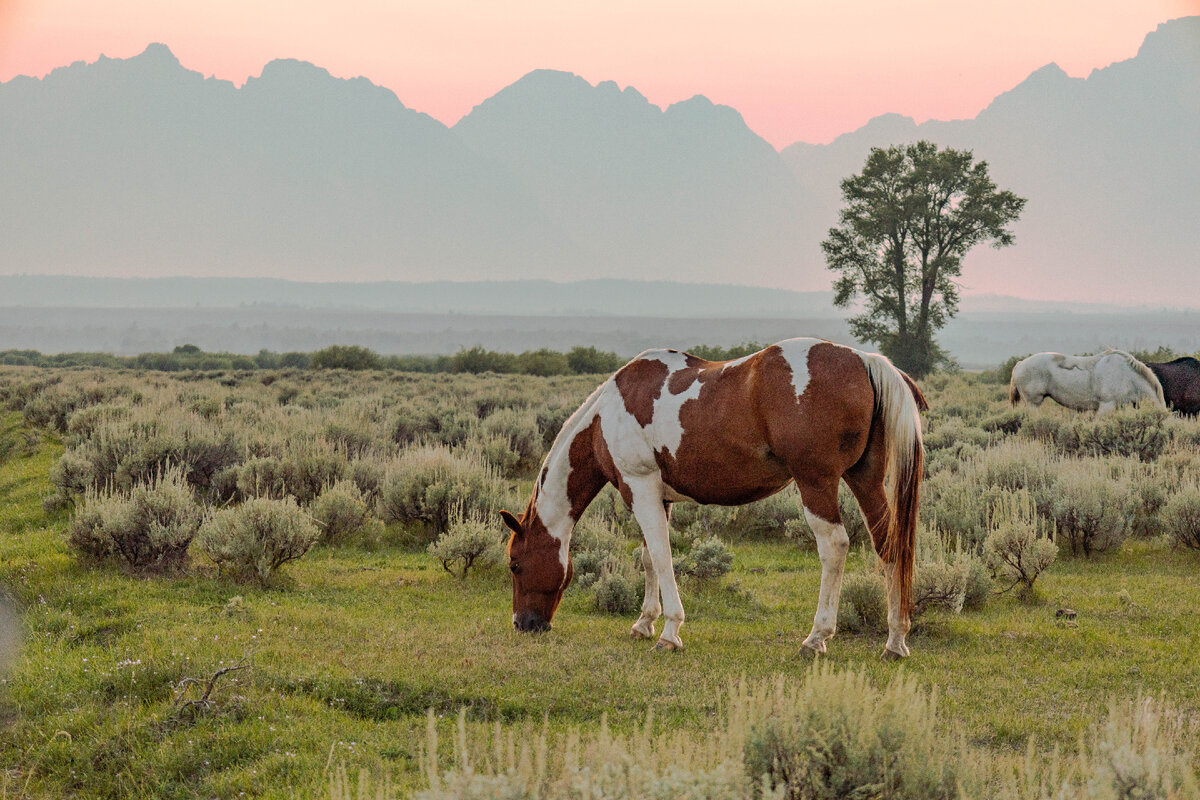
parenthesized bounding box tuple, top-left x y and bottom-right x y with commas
(2, 410, 1200, 798)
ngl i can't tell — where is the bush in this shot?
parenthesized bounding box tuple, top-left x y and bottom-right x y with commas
(67, 469, 203, 572)
(427, 517, 504, 578)
(198, 497, 320, 586)
(311, 481, 373, 544)
(49, 449, 94, 497)
(676, 536, 734, 580)
(480, 408, 542, 472)
(1051, 464, 1133, 556)
(566, 346, 623, 375)
(836, 570, 887, 634)
(592, 564, 641, 614)
(1065, 405, 1172, 462)
(742, 667, 959, 800)
(237, 456, 295, 500)
(1161, 488, 1200, 550)
(983, 505, 1057, 595)
(961, 553, 993, 610)
(378, 447, 507, 534)
(310, 345, 382, 371)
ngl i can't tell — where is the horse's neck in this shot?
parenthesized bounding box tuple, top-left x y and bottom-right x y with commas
(533, 409, 606, 548)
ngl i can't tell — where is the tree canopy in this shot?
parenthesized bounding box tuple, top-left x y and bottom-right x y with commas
(822, 141, 1026, 376)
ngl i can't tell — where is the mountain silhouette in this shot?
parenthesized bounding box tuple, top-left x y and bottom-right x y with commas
(2, 17, 1198, 305)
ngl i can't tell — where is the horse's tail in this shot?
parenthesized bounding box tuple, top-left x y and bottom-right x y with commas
(1113, 352, 1161, 410)
(859, 352, 924, 618)
(1009, 378, 1021, 406)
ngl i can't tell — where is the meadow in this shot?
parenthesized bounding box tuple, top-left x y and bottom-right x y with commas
(1, 361, 1199, 799)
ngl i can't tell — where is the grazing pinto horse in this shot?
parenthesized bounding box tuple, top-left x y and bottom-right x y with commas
(500, 338, 926, 660)
(1009, 350, 1165, 415)
(1146, 357, 1200, 417)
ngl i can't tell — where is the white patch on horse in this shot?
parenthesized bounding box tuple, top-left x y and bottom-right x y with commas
(774, 338, 821, 398)
(534, 382, 606, 569)
(646, 350, 702, 456)
(720, 353, 754, 372)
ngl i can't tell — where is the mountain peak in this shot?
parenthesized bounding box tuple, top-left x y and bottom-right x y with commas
(135, 43, 181, 68)
(1130, 15, 1200, 70)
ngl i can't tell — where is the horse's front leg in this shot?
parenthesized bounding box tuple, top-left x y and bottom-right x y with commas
(631, 538, 661, 639)
(628, 481, 684, 650)
(800, 506, 850, 655)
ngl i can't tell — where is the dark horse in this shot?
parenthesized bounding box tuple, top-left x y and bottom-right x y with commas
(1146, 357, 1200, 416)
(500, 338, 926, 660)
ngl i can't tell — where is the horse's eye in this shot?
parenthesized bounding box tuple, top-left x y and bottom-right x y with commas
(509, 562, 521, 574)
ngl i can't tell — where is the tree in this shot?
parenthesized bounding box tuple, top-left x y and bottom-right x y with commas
(822, 141, 1026, 377)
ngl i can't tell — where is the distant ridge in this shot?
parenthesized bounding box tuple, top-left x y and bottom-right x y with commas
(1, 16, 1198, 304)
(0, 275, 838, 318)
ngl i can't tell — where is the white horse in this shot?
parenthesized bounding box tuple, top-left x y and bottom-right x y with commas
(1009, 350, 1165, 414)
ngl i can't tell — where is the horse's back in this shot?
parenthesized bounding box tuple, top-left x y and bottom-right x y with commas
(600, 339, 876, 504)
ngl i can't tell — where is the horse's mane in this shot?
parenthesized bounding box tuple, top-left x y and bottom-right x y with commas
(1105, 349, 1166, 407)
(1165, 356, 1200, 368)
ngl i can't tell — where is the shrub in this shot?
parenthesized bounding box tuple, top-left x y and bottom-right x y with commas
(983, 503, 1057, 595)
(237, 456, 295, 500)
(378, 447, 507, 534)
(1063, 405, 1172, 462)
(311, 481, 373, 544)
(198, 497, 320, 586)
(742, 667, 959, 800)
(676, 536, 734, 580)
(480, 408, 542, 471)
(49, 449, 94, 497)
(67, 469, 203, 572)
(1051, 464, 1133, 556)
(566, 345, 623, 375)
(922, 417, 992, 453)
(427, 517, 504, 578)
(981, 408, 1024, 435)
(591, 567, 640, 615)
(1161, 488, 1200, 550)
(310, 345, 382, 371)
(836, 570, 887, 634)
(348, 457, 385, 505)
(961, 553, 993, 611)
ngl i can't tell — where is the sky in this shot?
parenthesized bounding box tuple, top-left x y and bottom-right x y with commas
(1, 0, 1196, 148)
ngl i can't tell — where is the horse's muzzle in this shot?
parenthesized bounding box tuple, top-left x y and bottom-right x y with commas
(514, 611, 551, 633)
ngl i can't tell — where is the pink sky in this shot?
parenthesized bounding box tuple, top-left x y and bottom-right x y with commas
(1, 0, 1196, 147)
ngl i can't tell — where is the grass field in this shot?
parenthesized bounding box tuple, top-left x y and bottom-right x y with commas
(2, 368, 1200, 798)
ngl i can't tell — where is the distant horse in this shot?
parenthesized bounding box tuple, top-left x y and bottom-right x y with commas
(1146, 357, 1200, 416)
(1009, 350, 1165, 414)
(500, 339, 926, 660)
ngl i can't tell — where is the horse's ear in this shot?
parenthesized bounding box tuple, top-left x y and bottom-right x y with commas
(499, 510, 523, 539)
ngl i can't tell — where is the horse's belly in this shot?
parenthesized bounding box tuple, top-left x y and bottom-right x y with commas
(656, 440, 792, 506)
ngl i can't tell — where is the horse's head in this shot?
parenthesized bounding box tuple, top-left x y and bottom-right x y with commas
(500, 508, 573, 633)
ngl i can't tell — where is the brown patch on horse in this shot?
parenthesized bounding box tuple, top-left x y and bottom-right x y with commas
(652, 349, 793, 506)
(615, 358, 670, 426)
(667, 353, 723, 395)
(566, 416, 617, 518)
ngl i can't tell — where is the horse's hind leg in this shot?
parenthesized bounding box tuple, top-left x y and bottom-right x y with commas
(631, 502, 668, 640)
(795, 478, 849, 655)
(627, 480, 684, 650)
(844, 456, 911, 659)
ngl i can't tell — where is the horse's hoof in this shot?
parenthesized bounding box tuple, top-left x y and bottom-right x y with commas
(800, 638, 827, 656)
(654, 638, 683, 652)
(631, 624, 654, 640)
(880, 647, 907, 661)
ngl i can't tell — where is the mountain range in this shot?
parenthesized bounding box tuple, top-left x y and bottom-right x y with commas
(1, 17, 1198, 306)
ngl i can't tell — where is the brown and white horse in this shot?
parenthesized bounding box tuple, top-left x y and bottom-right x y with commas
(500, 338, 926, 659)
